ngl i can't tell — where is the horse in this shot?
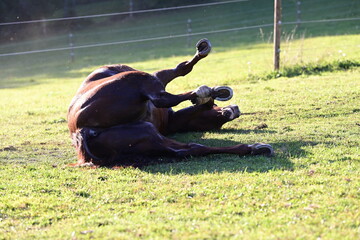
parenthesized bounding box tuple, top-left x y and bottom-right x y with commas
(67, 39, 274, 167)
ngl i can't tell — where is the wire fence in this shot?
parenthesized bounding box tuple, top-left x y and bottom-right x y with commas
(0, 23, 274, 57)
(0, 0, 359, 61)
(1, 16, 359, 58)
(0, 0, 248, 26)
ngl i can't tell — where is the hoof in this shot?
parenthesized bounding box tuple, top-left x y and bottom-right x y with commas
(196, 38, 212, 57)
(249, 143, 274, 157)
(212, 86, 233, 101)
(221, 105, 240, 120)
(192, 97, 212, 106)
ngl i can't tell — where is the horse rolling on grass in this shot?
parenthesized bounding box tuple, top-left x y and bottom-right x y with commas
(67, 39, 274, 167)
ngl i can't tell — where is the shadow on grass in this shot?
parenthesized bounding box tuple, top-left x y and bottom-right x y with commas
(141, 139, 320, 175)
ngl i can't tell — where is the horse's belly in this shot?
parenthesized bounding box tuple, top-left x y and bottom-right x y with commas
(144, 102, 169, 134)
(71, 97, 147, 130)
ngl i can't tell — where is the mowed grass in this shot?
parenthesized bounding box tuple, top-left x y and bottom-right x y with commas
(0, 0, 360, 238)
(0, 34, 359, 239)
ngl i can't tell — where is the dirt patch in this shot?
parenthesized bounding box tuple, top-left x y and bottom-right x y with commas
(1, 146, 17, 151)
(253, 123, 268, 130)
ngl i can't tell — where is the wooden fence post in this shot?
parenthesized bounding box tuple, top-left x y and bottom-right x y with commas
(274, 0, 282, 71)
(296, 0, 301, 28)
(187, 18, 192, 47)
(69, 32, 75, 62)
(129, 0, 134, 18)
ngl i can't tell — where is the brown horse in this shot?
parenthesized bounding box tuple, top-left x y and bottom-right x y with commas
(67, 39, 273, 167)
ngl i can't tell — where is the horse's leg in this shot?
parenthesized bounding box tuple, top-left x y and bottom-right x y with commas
(145, 80, 214, 109)
(153, 39, 211, 86)
(76, 121, 273, 166)
(165, 141, 273, 159)
(166, 99, 241, 134)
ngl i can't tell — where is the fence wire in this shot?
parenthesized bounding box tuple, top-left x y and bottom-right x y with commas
(0, 0, 359, 58)
(0, 23, 273, 57)
(0, 0, 248, 26)
(1, 16, 359, 57)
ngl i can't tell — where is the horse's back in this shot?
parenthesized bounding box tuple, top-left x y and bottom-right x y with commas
(85, 64, 137, 82)
(67, 70, 165, 133)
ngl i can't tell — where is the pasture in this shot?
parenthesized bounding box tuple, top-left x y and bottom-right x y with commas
(0, 0, 359, 239)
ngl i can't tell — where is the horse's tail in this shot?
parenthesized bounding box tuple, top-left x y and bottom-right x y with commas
(72, 128, 103, 166)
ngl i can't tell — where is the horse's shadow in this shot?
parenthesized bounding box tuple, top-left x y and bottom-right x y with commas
(141, 129, 319, 175)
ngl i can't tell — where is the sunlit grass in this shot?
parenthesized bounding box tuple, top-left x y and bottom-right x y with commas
(0, 0, 359, 238)
(0, 35, 359, 238)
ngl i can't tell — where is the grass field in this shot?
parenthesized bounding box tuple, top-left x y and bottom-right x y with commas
(1, 0, 360, 239)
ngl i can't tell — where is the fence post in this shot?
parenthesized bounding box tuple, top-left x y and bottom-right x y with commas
(129, 0, 134, 18)
(274, 0, 282, 71)
(187, 18, 192, 47)
(296, 0, 301, 28)
(69, 32, 75, 62)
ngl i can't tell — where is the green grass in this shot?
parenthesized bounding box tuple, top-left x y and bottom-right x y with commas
(0, 0, 360, 239)
(0, 37, 359, 240)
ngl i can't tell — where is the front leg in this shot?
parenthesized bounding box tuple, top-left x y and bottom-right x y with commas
(191, 85, 234, 105)
(153, 39, 212, 86)
(146, 85, 213, 109)
(149, 84, 233, 108)
(148, 91, 198, 108)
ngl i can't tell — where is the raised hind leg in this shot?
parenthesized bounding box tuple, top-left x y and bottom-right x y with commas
(153, 39, 212, 86)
